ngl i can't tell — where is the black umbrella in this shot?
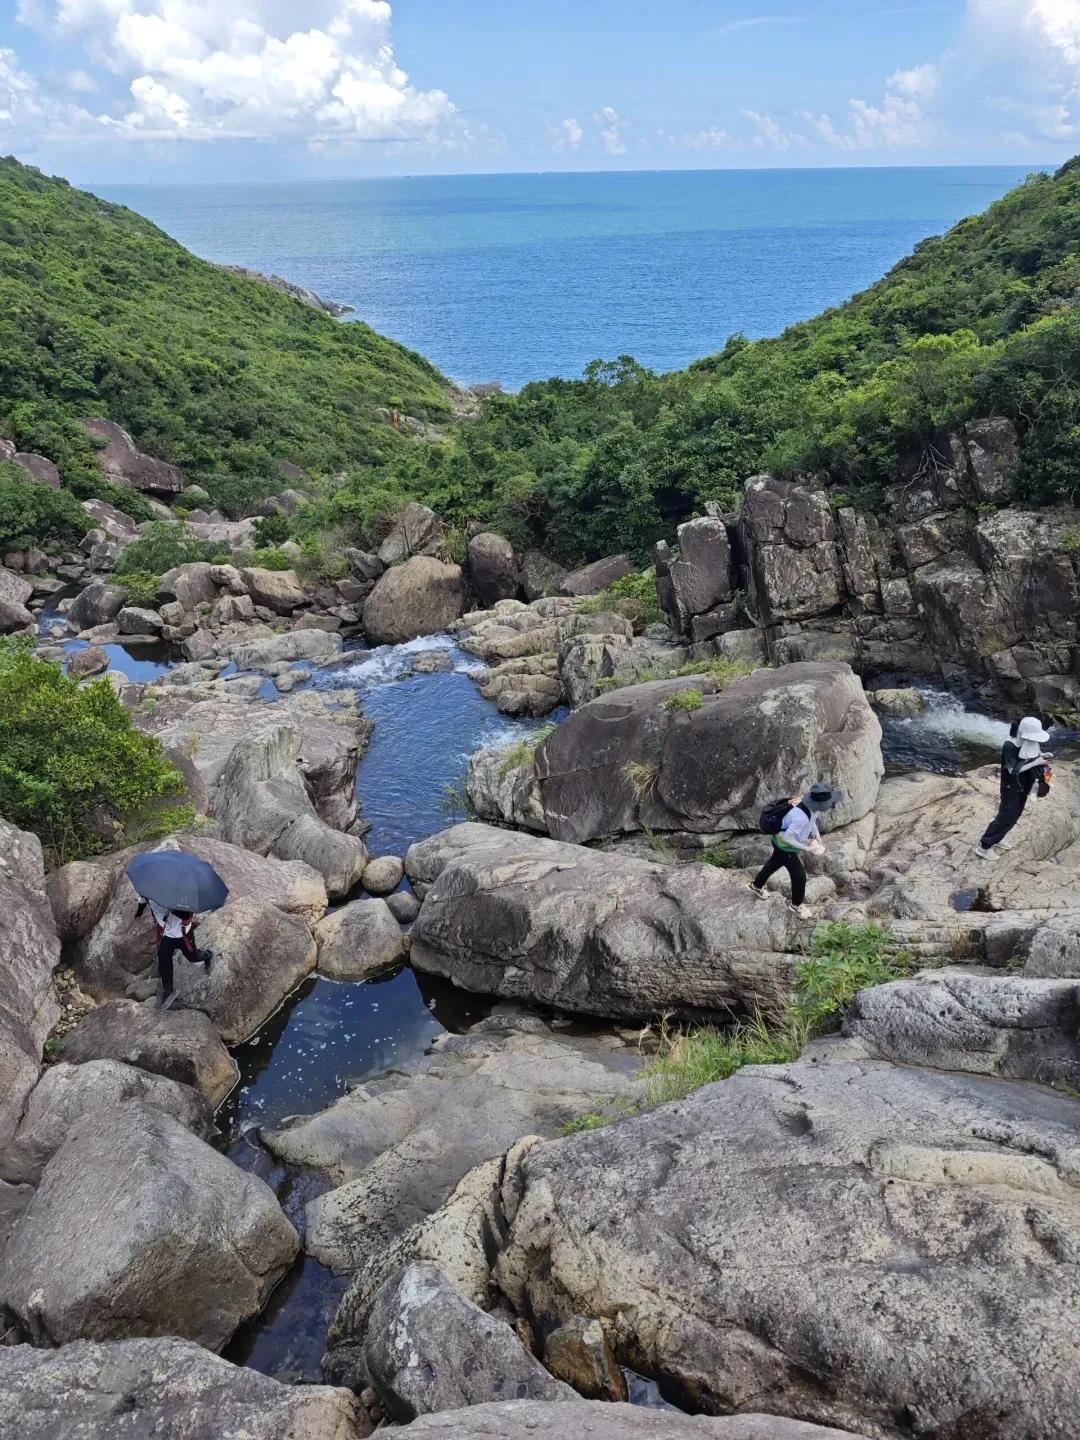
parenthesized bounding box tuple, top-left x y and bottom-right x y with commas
(126, 851, 229, 914)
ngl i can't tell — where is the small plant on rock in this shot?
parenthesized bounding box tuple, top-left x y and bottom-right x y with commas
(664, 687, 703, 713)
(498, 724, 555, 776)
(700, 843, 738, 869)
(624, 759, 660, 801)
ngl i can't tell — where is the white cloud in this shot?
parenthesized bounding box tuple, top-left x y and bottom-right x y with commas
(65, 67, 98, 92)
(595, 104, 626, 154)
(743, 108, 795, 148)
(678, 125, 735, 150)
(554, 115, 583, 150)
(10, 0, 460, 148)
(888, 62, 940, 99)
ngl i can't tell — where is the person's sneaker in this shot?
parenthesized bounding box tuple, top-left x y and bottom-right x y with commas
(974, 843, 997, 860)
(161, 991, 178, 1011)
(747, 883, 766, 901)
(791, 903, 815, 919)
(996, 835, 1016, 852)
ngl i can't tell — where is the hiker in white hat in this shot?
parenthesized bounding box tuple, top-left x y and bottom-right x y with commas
(976, 715, 1053, 859)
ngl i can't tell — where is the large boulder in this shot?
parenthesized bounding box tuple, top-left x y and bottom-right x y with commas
(402, 1403, 869, 1440)
(173, 897, 316, 1045)
(657, 517, 732, 632)
(0, 598, 33, 634)
(58, 1000, 237, 1107)
(81, 498, 140, 543)
(157, 561, 218, 612)
(212, 725, 368, 897)
(520, 550, 568, 602)
(0, 565, 32, 610)
(314, 897, 404, 980)
(559, 554, 633, 597)
(363, 556, 467, 645)
(0, 1104, 298, 1348)
(0, 1338, 366, 1440)
(264, 1009, 646, 1272)
(0, 821, 60, 1151)
(364, 1262, 574, 1420)
(742, 476, 844, 624)
(82, 418, 185, 495)
(117, 605, 164, 635)
(12, 452, 61, 489)
(68, 581, 124, 632)
(227, 627, 342, 670)
(406, 825, 803, 1022)
(844, 969, 1080, 1088)
(534, 662, 882, 844)
(495, 1060, 1080, 1437)
(0, 1059, 213, 1185)
(376, 502, 445, 566)
(468, 532, 520, 605)
(240, 566, 307, 614)
(962, 416, 1020, 503)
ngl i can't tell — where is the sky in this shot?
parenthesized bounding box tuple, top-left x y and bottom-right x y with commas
(0, 0, 1077, 182)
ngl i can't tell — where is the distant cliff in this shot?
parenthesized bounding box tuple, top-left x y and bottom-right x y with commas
(219, 265, 355, 318)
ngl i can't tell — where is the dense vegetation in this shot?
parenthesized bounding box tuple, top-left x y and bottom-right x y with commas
(0, 461, 87, 552)
(324, 159, 1080, 562)
(0, 638, 183, 862)
(0, 156, 450, 505)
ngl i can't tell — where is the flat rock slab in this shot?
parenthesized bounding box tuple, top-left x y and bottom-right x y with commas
(495, 1060, 1080, 1438)
(0, 1338, 366, 1440)
(535, 661, 882, 845)
(406, 823, 803, 1022)
(404, 1402, 870, 1440)
(844, 968, 1080, 1088)
(0, 1103, 298, 1349)
(264, 1009, 646, 1271)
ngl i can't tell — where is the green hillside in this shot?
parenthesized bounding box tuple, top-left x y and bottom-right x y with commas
(356, 159, 1080, 561)
(0, 156, 451, 505)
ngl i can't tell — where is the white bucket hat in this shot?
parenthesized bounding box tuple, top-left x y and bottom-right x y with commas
(1017, 716, 1050, 744)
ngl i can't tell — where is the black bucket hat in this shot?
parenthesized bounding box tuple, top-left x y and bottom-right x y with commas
(804, 783, 842, 813)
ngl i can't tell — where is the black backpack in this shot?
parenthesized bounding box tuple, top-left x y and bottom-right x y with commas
(759, 798, 793, 835)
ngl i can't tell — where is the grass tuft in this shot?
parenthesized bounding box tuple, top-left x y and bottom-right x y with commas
(664, 688, 703, 713)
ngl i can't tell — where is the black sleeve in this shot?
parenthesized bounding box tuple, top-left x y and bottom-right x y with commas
(1001, 741, 1022, 780)
(135, 900, 147, 917)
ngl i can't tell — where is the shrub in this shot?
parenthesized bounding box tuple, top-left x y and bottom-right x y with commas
(0, 638, 183, 863)
(114, 521, 219, 577)
(791, 922, 906, 1031)
(0, 464, 87, 551)
(643, 1014, 802, 1107)
(248, 547, 294, 572)
(115, 570, 161, 608)
(664, 688, 703, 712)
(253, 513, 291, 548)
(700, 843, 738, 868)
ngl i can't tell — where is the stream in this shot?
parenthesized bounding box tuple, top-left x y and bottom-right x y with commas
(54, 622, 1075, 1380)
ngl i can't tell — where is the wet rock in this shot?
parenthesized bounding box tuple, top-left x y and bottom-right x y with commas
(0, 1103, 297, 1348)
(12, 452, 61, 489)
(544, 1316, 627, 1401)
(240, 566, 307, 614)
(844, 968, 1080, 1087)
(364, 1262, 574, 1420)
(174, 897, 316, 1045)
(402, 1402, 870, 1439)
(520, 550, 568, 602)
(362, 855, 405, 895)
(363, 556, 467, 645)
(82, 418, 186, 495)
(0, 1059, 213, 1185)
(314, 897, 404, 981)
(495, 1060, 1080, 1437)
(413, 649, 454, 673)
(213, 724, 368, 897)
(468, 532, 520, 605)
(117, 605, 164, 635)
(559, 554, 633, 596)
(407, 824, 804, 1022)
(535, 662, 881, 844)
(0, 823, 61, 1150)
(0, 1338, 367, 1440)
(68, 581, 124, 631)
(265, 1009, 646, 1271)
(45, 860, 115, 941)
(386, 890, 420, 924)
(58, 1000, 238, 1106)
(869, 686, 926, 717)
(68, 644, 110, 677)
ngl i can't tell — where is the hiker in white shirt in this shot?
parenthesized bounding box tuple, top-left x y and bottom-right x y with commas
(749, 782, 841, 916)
(134, 899, 210, 1009)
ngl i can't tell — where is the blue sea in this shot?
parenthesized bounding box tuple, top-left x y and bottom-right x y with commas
(94, 167, 1036, 390)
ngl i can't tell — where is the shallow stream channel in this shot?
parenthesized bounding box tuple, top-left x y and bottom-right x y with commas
(49, 622, 1075, 1382)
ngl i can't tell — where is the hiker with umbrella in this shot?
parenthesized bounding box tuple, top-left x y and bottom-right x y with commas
(126, 851, 229, 1010)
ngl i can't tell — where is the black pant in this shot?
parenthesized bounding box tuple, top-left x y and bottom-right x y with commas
(157, 934, 196, 996)
(753, 845, 806, 906)
(980, 781, 1030, 850)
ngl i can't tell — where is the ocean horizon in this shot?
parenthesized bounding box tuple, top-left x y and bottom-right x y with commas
(92, 165, 1039, 391)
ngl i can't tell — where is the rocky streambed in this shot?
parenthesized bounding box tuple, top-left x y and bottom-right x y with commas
(6, 523, 1080, 1439)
